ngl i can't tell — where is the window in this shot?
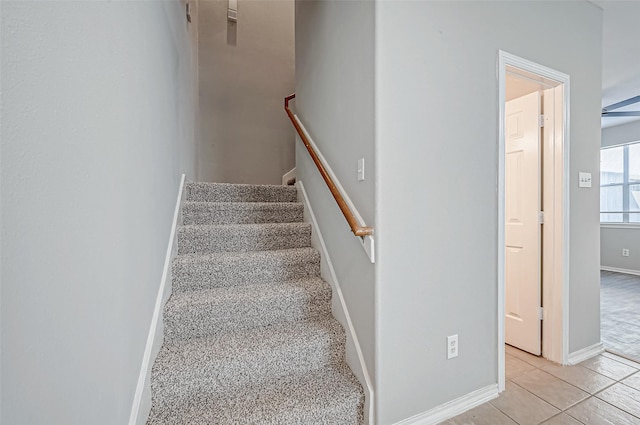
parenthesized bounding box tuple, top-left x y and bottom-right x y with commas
(600, 141, 640, 223)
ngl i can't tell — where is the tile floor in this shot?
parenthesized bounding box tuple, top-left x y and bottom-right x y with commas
(601, 270, 640, 362)
(442, 346, 640, 425)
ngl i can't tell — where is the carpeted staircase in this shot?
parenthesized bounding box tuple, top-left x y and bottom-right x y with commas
(147, 182, 364, 424)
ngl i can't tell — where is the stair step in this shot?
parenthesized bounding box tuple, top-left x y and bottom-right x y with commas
(182, 201, 304, 225)
(177, 223, 311, 254)
(147, 364, 364, 425)
(149, 180, 364, 423)
(150, 319, 346, 408)
(163, 277, 332, 342)
(185, 182, 297, 203)
(171, 248, 321, 292)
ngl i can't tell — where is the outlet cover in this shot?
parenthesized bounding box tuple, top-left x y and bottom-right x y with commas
(447, 334, 458, 359)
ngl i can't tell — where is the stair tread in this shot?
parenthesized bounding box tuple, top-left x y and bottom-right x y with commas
(185, 182, 297, 203)
(147, 364, 363, 424)
(163, 277, 332, 340)
(171, 248, 321, 291)
(155, 317, 343, 364)
(151, 319, 346, 403)
(187, 182, 296, 190)
(177, 223, 312, 254)
(166, 276, 330, 308)
(182, 201, 304, 225)
(173, 246, 319, 263)
(183, 201, 303, 207)
(180, 222, 310, 230)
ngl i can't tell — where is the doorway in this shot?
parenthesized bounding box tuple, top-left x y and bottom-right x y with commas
(498, 51, 570, 392)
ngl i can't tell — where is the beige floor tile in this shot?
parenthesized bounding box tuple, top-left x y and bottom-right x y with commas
(596, 383, 640, 418)
(506, 354, 537, 379)
(566, 396, 640, 425)
(542, 363, 616, 394)
(579, 355, 638, 381)
(490, 381, 560, 425)
(602, 351, 640, 369)
(506, 345, 551, 368)
(442, 402, 517, 425)
(540, 413, 584, 425)
(512, 369, 589, 410)
(623, 372, 640, 391)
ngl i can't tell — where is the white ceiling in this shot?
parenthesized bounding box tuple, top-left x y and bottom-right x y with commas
(592, 1, 640, 128)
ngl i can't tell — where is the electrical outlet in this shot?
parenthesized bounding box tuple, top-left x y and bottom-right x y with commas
(447, 334, 459, 359)
(623, 248, 630, 257)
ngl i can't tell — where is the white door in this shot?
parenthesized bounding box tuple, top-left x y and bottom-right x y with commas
(505, 91, 542, 356)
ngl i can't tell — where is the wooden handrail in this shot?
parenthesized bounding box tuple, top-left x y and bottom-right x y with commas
(285, 94, 373, 237)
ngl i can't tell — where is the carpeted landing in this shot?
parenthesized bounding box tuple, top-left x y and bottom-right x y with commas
(147, 182, 364, 424)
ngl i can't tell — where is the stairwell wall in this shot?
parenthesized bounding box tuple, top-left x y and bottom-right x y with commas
(601, 120, 640, 274)
(294, 0, 376, 384)
(198, 0, 295, 185)
(375, 2, 602, 423)
(1, 1, 198, 423)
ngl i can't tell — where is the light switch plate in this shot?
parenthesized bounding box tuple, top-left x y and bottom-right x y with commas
(579, 172, 592, 188)
(357, 158, 365, 181)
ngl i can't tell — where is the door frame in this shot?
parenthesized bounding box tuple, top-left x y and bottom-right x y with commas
(498, 50, 571, 391)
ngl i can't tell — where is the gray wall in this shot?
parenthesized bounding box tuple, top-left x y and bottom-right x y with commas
(601, 228, 640, 272)
(198, 0, 295, 184)
(602, 120, 640, 149)
(294, 0, 376, 382)
(601, 120, 640, 273)
(1, 1, 198, 423)
(375, 2, 602, 423)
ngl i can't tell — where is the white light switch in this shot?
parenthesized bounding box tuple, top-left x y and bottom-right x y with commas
(357, 158, 365, 181)
(579, 172, 592, 188)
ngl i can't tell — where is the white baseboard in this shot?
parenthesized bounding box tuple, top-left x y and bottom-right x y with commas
(393, 384, 499, 425)
(128, 174, 186, 425)
(568, 342, 605, 365)
(282, 167, 296, 186)
(298, 181, 375, 425)
(600, 266, 640, 277)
